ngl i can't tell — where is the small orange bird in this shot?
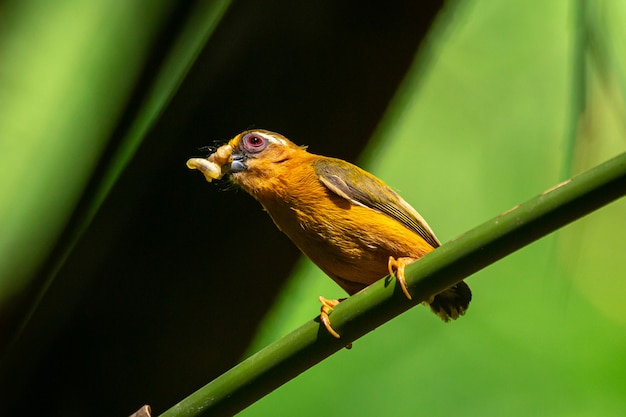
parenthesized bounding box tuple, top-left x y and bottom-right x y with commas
(187, 129, 471, 338)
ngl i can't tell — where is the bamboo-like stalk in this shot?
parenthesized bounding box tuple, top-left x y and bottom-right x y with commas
(160, 151, 626, 417)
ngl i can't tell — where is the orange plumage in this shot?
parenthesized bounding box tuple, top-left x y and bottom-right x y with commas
(187, 129, 471, 337)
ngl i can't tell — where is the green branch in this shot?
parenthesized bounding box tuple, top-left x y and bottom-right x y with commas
(160, 151, 626, 417)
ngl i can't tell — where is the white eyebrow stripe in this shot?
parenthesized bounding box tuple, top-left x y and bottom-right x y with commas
(257, 132, 286, 146)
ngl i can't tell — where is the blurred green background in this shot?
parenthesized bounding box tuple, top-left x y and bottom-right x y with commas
(1, 1, 625, 416)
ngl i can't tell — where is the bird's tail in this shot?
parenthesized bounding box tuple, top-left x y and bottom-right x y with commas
(428, 281, 472, 321)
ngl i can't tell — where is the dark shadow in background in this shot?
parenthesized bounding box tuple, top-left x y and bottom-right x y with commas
(0, 1, 443, 415)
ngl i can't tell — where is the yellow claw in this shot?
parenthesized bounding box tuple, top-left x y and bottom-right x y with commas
(388, 256, 415, 300)
(318, 296, 343, 338)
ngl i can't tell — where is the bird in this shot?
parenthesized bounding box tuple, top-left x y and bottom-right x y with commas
(186, 129, 471, 338)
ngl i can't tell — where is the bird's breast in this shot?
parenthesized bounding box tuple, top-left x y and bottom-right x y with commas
(259, 186, 434, 295)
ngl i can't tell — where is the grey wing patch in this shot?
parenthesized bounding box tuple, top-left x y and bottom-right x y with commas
(317, 174, 359, 205)
(313, 158, 440, 248)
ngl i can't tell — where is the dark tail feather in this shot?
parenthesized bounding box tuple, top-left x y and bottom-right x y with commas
(428, 281, 472, 322)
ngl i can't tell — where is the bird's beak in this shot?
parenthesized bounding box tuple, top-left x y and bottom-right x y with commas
(227, 152, 247, 173)
(186, 137, 250, 182)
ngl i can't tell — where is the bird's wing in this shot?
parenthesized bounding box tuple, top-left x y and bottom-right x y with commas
(313, 158, 440, 248)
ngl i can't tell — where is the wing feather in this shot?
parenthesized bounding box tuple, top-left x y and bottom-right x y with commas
(314, 158, 440, 248)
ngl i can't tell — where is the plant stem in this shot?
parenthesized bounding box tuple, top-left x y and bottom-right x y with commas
(160, 151, 626, 417)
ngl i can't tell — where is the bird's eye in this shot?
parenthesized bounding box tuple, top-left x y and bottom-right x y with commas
(242, 133, 268, 153)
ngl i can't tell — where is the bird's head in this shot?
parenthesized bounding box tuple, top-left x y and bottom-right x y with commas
(226, 130, 303, 177)
(187, 129, 310, 193)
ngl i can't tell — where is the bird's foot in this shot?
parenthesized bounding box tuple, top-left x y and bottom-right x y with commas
(388, 256, 416, 300)
(318, 296, 345, 338)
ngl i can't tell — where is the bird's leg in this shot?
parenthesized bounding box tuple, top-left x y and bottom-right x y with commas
(318, 296, 345, 338)
(388, 256, 416, 300)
